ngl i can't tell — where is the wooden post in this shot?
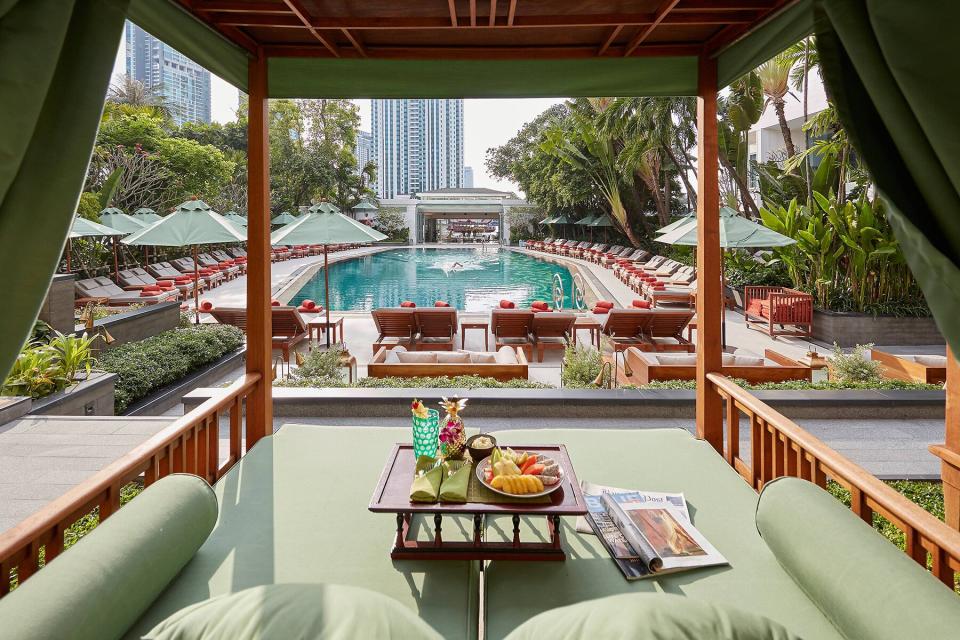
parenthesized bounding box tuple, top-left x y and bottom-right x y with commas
(245, 51, 272, 446)
(695, 55, 723, 452)
(932, 348, 960, 530)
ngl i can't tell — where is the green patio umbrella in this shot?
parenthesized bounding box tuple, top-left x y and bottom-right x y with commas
(315, 201, 340, 213)
(574, 215, 597, 241)
(588, 214, 615, 227)
(271, 211, 299, 226)
(656, 206, 796, 346)
(223, 211, 249, 227)
(98, 207, 148, 233)
(655, 211, 696, 235)
(271, 203, 387, 347)
(352, 201, 377, 213)
(122, 199, 247, 322)
(131, 207, 163, 224)
(67, 217, 126, 276)
(539, 215, 556, 225)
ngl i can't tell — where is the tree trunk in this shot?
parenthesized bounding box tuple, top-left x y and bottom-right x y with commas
(802, 37, 813, 205)
(718, 151, 760, 217)
(774, 98, 797, 157)
(662, 143, 697, 210)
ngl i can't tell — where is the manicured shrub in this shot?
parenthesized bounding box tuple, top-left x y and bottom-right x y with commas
(97, 324, 244, 413)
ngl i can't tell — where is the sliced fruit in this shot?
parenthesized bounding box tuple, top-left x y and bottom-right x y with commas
(522, 463, 544, 476)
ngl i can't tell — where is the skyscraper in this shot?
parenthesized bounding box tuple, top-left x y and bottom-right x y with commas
(355, 130, 374, 173)
(125, 22, 211, 126)
(371, 99, 464, 198)
(463, 166, 474, 188)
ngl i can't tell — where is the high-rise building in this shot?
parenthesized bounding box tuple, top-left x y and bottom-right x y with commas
(125, 22, 211, 126)
(463, 166, 474, 188)
(370, 99, 464, 198)
(355, 130, 374, 173)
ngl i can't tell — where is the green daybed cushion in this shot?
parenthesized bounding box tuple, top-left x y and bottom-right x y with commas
(125, 425, 479, 640)
(756, 477, 960, 640)
(483, 428, 844, 640)
(0, 474, 216, 640)
(144, 583, 443, 640)
(503, 592, 800, 640)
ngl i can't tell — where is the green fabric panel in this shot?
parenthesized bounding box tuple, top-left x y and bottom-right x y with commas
(0, 474, 217, 640)
(0, 0, 127, 382)
(716, 0, 815, 88)
(482, 428, 843, 640)
(125, 425, 480, 640)
(504, 593, 800, 640)
(268, 57, 699, 99)
(815, 0, 960, 350)
(127, 0, 249, 90)
(756, 477, 960, 639)
(144, 584, 443, 640)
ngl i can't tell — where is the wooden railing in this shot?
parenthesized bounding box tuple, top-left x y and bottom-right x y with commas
(707, 373, 960, 587)
(0, 373, 262, 596)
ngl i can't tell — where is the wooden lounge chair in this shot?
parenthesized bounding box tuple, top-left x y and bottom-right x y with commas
(413, 308, 458, 351)
(601, 309, 655, 353)
(530, 312, 576, 362)
(870, 349, 947, 384)
(118, 268, 194, 300)
(625, 347, 812, 384)
(490, 308, 535, 359)
(371, 308, 419, 354)
(197, 253, 239, 279)
(75, 276, 179, 306)
(369, 345, 528, 381)
(211, 250, 246, 273)
(209, 306, 308, 363)
(169, 258, 224, 288)
(645, 309, 695, 351)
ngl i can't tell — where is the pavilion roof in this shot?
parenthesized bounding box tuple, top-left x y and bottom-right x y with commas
(130, 0, 813, 96)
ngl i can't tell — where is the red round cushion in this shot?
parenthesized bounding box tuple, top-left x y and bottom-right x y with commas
(142, 285, 161, 292)
(632, 299, 652, 309)
(653, 285, 666, 290)
(301, 299, 317, 310)
(297, 305, 315, 313)
(595, 300, 615, 309)
(499, 300, 516, 309)
(400, 301, 416, 308)
(592, 306, 610, 314)
(271, 299, 281, 306)
(532, 306, 552, 312)
(434, 301, 450, 307)
(531, 301, 549, 311)
(199, 300, 214, 312)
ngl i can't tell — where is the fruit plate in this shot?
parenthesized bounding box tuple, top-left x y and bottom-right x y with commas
(475, 458, 565, 499)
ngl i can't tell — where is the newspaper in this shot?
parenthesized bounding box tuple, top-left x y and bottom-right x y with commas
(576, 481, 689, 534)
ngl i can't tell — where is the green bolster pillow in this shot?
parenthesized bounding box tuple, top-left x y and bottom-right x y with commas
(756, 477, 960, 640)
(0, 474, 217, 640)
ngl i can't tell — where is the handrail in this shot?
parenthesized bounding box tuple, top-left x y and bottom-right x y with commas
(571, 273, 587, 311)
(0, 373, 262, 595)
(551, 273, 564, 310)
(707, 373, 960, 586)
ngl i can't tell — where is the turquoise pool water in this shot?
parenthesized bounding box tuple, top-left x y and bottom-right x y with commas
(289, 248, 574, 312)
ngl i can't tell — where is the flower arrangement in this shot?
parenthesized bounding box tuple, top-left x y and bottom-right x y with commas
(410, 398, 429, 419)
(439, 396, 468, 459)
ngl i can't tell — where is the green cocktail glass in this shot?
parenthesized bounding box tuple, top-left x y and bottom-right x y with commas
(412, 408, 440, 458)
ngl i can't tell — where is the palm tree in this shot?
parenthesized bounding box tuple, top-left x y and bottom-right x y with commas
(107, 74, 173, 119)
(757, 53, 797, 157)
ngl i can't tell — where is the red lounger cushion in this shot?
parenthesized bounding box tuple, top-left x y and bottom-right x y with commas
(434, 301, 450, 307)
(652, 285, 665, 291)
(199, 300, 214, 312)
(271, 300, 281, 306)
(746, 299, 768, 319)
(297, 305, 315, 313)
(531, 301, 549, 311)
(499, 300, 516, 309)
(595, 300, 615, 309)
(140, 290, 160, 298)
(632, 299, 651, 309)
(592, 306, 610, 314)
(301, 299, 317, 310)
(400, 301, 416, 308)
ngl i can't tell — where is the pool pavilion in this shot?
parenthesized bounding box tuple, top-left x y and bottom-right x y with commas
(2, 1, 960, 638)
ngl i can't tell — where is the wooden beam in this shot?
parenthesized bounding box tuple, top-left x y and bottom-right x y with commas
(489, 0, 498, 27)
(448, 0, 458, 27)
(695, 55, 723, 452)
(676, 0, 775, 9)
(507, 0, 517, 26)
(624, 0, 681, 56)
(704, 0, 798, 56)
(280, 0, 340, 57)
(341, 28, 368, 57)
(245, 51, 272, 448)
(933, 348, 960, 530)
(177, 0, 258, 54)
(470, 0, 477, 26)
(263, 43, 701, 59)
(597, 25, 624, 56)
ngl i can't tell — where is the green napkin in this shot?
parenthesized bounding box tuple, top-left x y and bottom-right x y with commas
(410, 456, 442, 503)
(439, 460, 471, 503)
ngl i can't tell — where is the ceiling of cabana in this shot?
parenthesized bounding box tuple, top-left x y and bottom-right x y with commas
(179, 0, 800, 60)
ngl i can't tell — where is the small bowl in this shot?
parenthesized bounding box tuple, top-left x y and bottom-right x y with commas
(466, 434, 497, 461)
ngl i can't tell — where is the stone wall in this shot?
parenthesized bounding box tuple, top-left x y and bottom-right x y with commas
(813, 310, 944, 347)
(29, 371, 116, 417)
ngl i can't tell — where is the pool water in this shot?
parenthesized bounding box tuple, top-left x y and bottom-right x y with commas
(289, 248, 575, 312)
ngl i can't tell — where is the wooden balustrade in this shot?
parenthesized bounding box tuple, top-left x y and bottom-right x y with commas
(707, 373, 960, 587)
(0, 373, 262, 596)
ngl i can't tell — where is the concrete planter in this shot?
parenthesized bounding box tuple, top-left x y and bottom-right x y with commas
(124, 347, 246, 416)
(813, 310, 943, 347)
(76, 302, 181, 351)
(28, 371, 116, 417)
(38, 273, 76, 335)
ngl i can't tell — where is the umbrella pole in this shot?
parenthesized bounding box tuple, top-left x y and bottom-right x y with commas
(721, 249, 727, 350)
(112, 238, 119, 280)
(324, 244, 331, 349)
(66, 240, 71, 273)
(193, 245, 200, 325)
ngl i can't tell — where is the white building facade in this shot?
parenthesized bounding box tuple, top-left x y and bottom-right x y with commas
(371, 99, 464, 199)
(355, 130, 374, 172)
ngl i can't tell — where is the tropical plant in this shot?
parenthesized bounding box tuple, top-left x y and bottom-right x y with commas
(106, 75, 173, 120)
(371, 208, 408, 242)
(756, 53, 798, 157)
(1, 333, 95, 399)
(829, 344, 882, 384)
(48, 333, 96, 381)
(289, 344, 345, 380)
(561, 343, 602, 388)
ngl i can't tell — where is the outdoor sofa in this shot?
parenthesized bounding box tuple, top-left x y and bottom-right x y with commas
(369, 345, 528, 381)
(871, 349, 947, 384)
(625, 347, 813, 384)
(3, 425, 959, 640)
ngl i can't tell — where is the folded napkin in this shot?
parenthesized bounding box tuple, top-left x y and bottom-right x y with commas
(438, 460, 471, 503)
(410, 455, 443, 503)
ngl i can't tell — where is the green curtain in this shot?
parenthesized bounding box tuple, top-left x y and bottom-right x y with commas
(0, 0, 129, 380)
(815, 0, 960, 351)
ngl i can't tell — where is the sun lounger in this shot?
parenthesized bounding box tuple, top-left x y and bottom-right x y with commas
(117, 268, 194, 299)
(625, 347, 812, 384)
(169, 258, 224, 288)
(211, 250, 246, 273)
(413, 308, 458, 351)
(645, 309, 695, 351)
(369, 345, 528, 381)
(197, 253, 240, 279)
(227, 248, 247, 259)
(208, 306, 308, 363)
(75, 276, 179, 306)
(491, 308, 535, 359)
(600, 308, 655, 353)
(530, 312, 576, 362)
(371, 308, 419, 354)
(870, 349, 947, 384)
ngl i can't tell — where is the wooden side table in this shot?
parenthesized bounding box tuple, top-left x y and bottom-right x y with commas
(308, 316, 344, 345)
(573, 317, 601, 349)
(460, 321, 489, 350)
(340, 353, 357, 383)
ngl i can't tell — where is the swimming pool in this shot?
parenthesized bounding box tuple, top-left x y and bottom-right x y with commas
(289, 248, 575, 312)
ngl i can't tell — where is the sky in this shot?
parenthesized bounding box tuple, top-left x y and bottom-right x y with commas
(113, 38, 564, 195)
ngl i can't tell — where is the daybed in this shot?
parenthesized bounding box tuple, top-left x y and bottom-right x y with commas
(871, 349, 947, 384)
(4, 426, 958, 640)
(744, 286, 814, 338)
(625, 347, 813, 384)
(369, 345, 528, 381)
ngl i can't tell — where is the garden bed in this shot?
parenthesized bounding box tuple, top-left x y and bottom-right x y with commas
(812, 309, 943, 347)
(28, 371, 117, 417)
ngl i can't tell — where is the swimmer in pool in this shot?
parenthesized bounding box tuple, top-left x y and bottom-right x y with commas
(451, 262, 463, 269)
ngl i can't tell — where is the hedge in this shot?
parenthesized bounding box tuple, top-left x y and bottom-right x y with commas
(97, 324, 245, 413)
